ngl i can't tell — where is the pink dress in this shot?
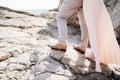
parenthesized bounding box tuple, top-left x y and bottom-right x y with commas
(83, 0, 120, 65)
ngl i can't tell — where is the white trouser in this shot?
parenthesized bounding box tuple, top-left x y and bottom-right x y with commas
(57, 0, 89, 49)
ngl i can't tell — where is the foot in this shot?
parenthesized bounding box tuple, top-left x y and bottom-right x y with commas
(73, 45, 86, 54)
(83, 51, 95, 61)
(48, 43, 67, 51)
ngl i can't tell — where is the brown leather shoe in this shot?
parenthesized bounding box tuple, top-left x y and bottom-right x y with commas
(73, 45, 86, 54)
(48, 43, 67, 51)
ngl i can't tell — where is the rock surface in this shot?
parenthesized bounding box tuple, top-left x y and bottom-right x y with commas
(0, 6, 120, 80)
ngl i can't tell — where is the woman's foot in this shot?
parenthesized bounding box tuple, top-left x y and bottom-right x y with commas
(83, 51, 95, 61)
(48, 43, 67, 51)
(84, 51, 101, 72)
(73, 45, 86, 54)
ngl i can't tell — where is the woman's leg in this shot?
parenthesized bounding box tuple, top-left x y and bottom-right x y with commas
(57, 0, 83, 44)
(74, 7, 89, 53)
(49, 0, 83, 50)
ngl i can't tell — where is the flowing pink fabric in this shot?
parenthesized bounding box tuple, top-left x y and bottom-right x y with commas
(83, 0, 120, 65)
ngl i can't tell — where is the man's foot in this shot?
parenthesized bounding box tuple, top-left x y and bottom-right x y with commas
(73, 45, 86, 54)
(48, 43, 67, 51)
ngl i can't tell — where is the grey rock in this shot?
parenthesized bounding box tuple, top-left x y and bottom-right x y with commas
(31, 55, 64, 74)
(34, 72, 70, 80)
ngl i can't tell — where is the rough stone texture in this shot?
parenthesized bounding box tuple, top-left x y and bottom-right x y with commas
(0, 6, 47, 29)
(0, 6, 120, 80)
(31, 48, 120, 80)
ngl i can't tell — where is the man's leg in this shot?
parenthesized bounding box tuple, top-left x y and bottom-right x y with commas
(49, 0, 83, 50)
(74, 7, 89, 53)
